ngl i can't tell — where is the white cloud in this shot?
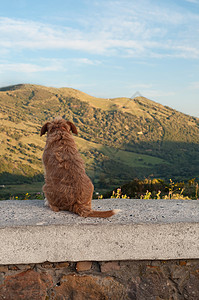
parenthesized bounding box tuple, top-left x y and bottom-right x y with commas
(0, 0, 199, 59)
(0, 57, 101, 74)
(0, 17, 107, 54)
(0, 62, 65, 73)
(70, 58, 101, 65)
(185, 0, 199, 4)
(40, 57, 101, 67)
(189, 81, 199, 89)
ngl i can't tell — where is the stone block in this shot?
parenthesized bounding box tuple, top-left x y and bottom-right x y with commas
(2, 199, 199, 264)
(100, 261, 120, 272)
(0, 269, 53, 300)
(76, 261, 92, 272)
(53, 274, 128, 299)
(129, 268, 174, 300)
(8, 265, 19, 271)
(41, 262, 54, 269)
(54, 262, 70, 269)
(0, 266, 8, 273)
(182, 273, 199, 299)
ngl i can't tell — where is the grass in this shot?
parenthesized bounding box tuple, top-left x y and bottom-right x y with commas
(5, 182, 43, 193)
(1, 178, 198, 200)
(102, 147, 167, 167)
(75, 136, 168, 168)
(0, 182, 44, 199)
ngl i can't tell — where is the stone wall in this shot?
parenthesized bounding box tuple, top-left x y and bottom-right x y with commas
(1, 259, 199, 299)
(2, 199, 199, 299)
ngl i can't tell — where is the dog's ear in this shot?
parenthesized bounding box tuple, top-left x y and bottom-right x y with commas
(40, 122, 50, 136)
(66, 121, 78, 135)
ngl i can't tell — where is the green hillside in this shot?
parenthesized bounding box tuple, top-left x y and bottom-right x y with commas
(0, 84, 198, 197)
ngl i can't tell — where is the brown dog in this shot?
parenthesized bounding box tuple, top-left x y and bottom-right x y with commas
(40, 117, 119, 217)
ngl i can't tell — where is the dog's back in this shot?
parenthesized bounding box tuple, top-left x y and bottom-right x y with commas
(41, 118, 119, 218)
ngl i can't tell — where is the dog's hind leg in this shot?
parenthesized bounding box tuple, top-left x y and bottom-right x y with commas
(44, 198, 49, 207)
(49, 204, 60, 212)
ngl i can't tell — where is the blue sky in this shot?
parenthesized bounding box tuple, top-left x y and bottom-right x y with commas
(0, 0, 199, 117)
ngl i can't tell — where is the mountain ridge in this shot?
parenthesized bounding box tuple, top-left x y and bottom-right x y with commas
(0, 83, 198, 191)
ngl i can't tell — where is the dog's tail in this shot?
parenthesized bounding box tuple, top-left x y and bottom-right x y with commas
(85, 209, 121, 218)
(72, 204, 121, 218)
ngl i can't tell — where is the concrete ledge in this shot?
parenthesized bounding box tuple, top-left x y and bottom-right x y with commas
(1, 199, 199, 264)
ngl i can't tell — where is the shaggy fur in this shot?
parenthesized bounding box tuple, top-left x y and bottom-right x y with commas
(40, 117, 119, 218)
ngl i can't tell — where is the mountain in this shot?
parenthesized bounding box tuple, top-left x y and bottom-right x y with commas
(0, 84, 198, 193)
